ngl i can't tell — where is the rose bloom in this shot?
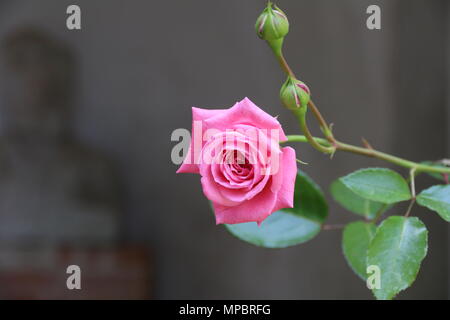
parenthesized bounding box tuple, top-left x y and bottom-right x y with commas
(177, 98, 297, 225)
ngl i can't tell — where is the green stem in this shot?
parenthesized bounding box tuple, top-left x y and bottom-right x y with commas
(292, 109, 335, 154)
(409, 168, 417, 197)
(371, 203, 389, 223)
(404, 169, 417, 217)
(267, 39, 336, 144)
(268, 39, 296, 78)
(284, 135, 450, 175)
(267, 41, 335, 154)
(284, 134, 329, 145)
(307, 100, 335, 143)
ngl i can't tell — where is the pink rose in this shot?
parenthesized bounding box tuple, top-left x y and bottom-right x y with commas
(177, 97, 297, 225)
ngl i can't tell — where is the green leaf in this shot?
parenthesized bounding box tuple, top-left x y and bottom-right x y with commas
(225, 170, 327, 248)
(421, 161, 447, 181)
(330, 179, 386, 219)
(416, 185, 450, 221)
(340, 168, 411, 204)
(367, 216, 428, 300)
(342, 221, 376, 280)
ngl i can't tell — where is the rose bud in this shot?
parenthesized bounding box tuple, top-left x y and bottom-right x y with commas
(255, 2, 289, 41)
(280, 77, 311, 110)
(177, 98, 297, 226)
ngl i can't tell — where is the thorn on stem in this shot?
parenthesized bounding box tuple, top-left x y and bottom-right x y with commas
(329, 123, 334, 132)
(362, 137, 374, 150)
(329, 149, 336, 160)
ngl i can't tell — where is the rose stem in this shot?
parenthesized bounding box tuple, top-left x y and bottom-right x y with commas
(283, 135, 450, 175)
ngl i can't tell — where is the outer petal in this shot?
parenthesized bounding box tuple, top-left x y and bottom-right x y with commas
(192, 107, 225, 120)
(203, 97, 287, 142)
(271, 147, 297, 212)
(200, 175, 238, 207)
(213, 186, 277, 225)
(176, 107, 225, 174)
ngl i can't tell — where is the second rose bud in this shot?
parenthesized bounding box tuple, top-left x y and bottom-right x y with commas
(280, 77, 311, 110)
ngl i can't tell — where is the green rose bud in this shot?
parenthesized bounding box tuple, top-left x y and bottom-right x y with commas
(280, 77, 311, 110)
(255, 2, 289, 41)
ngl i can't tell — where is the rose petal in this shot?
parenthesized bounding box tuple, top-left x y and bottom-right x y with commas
(271, 147, 297, 212)
(213, 185, 277, 225)
(203, 97, 287, 142)
(200, 174, 238, 207)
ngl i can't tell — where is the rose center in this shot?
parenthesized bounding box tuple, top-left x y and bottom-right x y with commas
(225, 150, 253, 179)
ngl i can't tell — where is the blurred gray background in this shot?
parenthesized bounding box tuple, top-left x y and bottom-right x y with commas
(0, 0, 448, 299)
